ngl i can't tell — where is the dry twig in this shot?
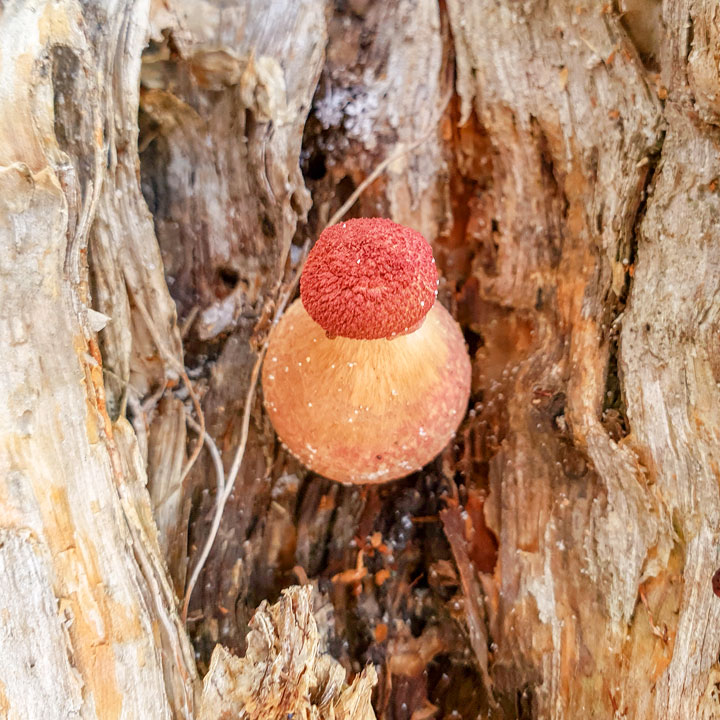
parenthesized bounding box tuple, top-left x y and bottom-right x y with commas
(126, 281, 207, 485)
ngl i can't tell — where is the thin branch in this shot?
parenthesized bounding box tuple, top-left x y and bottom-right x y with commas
(185, 416, 225, 497)
(325, 101, 449, 230)
(126, 281, 206, 483)
(180, 243, 306, 624)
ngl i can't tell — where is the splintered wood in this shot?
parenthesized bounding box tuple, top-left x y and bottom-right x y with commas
(198, 586, 376, 720)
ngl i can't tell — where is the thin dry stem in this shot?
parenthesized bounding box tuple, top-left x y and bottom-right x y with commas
(125, 280, 206, 484)
(180, 247, 305, 623)
(185, 416, 224, 497)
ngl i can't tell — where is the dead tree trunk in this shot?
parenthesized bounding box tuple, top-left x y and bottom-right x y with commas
(2, 1, 719, 719)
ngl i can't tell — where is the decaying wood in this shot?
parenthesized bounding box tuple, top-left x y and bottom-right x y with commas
(0, 2, 196, 717)
(444, 1, 720, 717)
(4, 0, 720, 718)
(138, 0, 329, 629)
(198, 586, 377, 720)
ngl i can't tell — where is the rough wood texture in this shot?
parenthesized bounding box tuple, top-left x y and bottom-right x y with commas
(443, 1, 720, 717)
(0, 2, 195, 717)
(4, 0, 720, 718)
(198, 586, 377, 720)
(137, 0, 331, 654)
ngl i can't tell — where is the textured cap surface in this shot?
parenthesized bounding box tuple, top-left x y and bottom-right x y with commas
(300, 218, 438, 339)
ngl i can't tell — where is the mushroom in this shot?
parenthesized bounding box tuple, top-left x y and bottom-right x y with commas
(262, 217, 471, 484)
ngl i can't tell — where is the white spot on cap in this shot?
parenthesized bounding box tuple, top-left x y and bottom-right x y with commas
(420, 300, 425, 307)
(308, 402, 313, 407)
(268, 374, 275, 380)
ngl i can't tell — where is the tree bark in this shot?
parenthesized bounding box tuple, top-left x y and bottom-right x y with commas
(2, 1, 720, 719)
(0, 2, 196, 717)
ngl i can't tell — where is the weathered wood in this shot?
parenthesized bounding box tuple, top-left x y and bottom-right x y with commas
(198, 586, 376, 720)
(444, 1, 720, 718)
(0, 3, 196, 716)
(4, 0, 720, 718)
(137, 0, 330, 651)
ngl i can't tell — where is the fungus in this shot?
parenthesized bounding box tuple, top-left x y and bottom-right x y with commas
(262, 217, 471, 484)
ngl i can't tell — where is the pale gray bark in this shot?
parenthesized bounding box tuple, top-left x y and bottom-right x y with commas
(2, 0, 720, 719)
(0, 2, 195, 716)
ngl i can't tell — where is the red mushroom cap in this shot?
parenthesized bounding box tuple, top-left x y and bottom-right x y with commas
(300, 218, 438, 340)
